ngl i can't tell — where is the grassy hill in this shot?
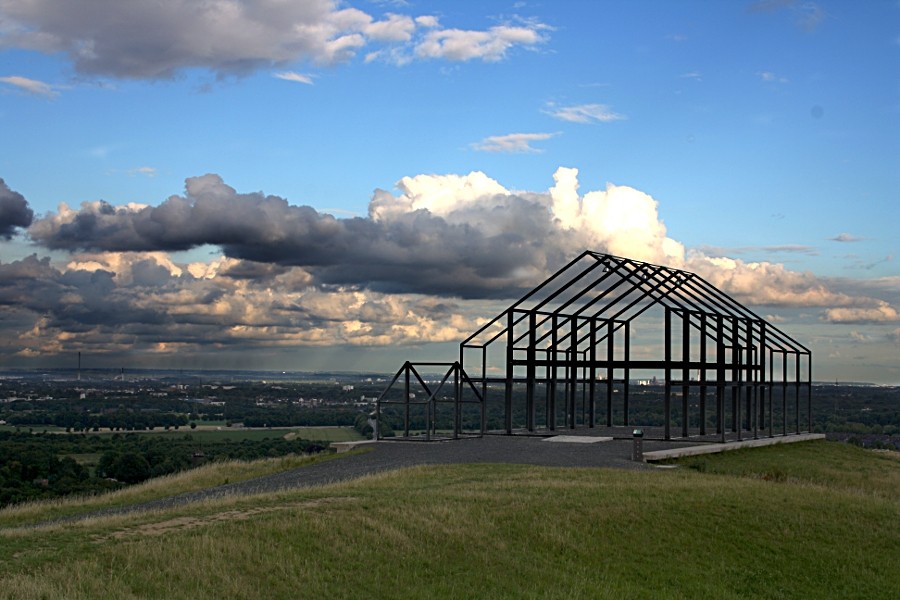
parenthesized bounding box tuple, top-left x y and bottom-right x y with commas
(1, 441, 897, 599)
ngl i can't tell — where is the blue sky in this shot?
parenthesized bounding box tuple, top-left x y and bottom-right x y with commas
(0, 0, 898, 383)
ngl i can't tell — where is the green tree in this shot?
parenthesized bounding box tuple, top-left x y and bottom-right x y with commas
(103, 452, 151, 484)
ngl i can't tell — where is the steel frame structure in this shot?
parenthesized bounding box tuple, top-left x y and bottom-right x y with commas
(375, 361, 484, 441)
(378, 251, 812, 441)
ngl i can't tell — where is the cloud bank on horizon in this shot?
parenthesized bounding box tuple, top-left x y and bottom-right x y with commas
(1, 0, 897, 381)
(2, 168, 898, 369)
(16, 166, 857, 307)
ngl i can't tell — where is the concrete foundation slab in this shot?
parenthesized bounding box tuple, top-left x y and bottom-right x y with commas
(641, 433, 825, 462)
(331, 440, 379, 453)
(543, 435, 614, 444)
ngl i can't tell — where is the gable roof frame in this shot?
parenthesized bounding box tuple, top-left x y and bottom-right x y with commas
(456, 251, 812, 440)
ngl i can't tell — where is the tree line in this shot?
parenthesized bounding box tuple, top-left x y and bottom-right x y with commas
(0, 431, 326, 507)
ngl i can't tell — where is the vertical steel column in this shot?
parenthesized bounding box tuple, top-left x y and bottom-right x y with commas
(759, 322, 767, 434)
(782, 352, 788, 436)
(404, 362, 411, 437)
(624, 320, 631, 427)
(480, 346, 487, 435)
(795, 352, 801, 434)
(606, 319, 614, 427)
(736, 346, 743, 442)
(545, 348, 552, 430)
(747, 323, 756, 440)
(581, 353, 587, 426)
(453, 362, 460, 440)
(425, 390, 431, 442)
(807, 355, 813, 433)
(682, 311, 690, 438)
(504, 310, 514, 435)
(699, 314, 707, 436)
(768, 348, 774, 438)
(747, 347, 759, 439)
(549, 314, 558, 431)
(717, 315, 726, 443)
(731, 318, 739, 435)
(563, 349, 570, 429)
(570, 317, 578, 429)
(526, 311, 536, 432)
(589, 318, 596, 428)
(664, 307, 672, 441)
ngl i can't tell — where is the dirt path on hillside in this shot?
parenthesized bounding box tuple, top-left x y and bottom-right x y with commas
(37, 435, 694, 526)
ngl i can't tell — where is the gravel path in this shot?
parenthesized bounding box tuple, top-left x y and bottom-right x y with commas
(46, 435, 691, 524)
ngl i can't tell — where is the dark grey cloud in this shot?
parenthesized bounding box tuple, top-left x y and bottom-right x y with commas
(29, 174, 570, 298)
(0, 0, 549, 79)
(56, 268, 171, 326)
(0, 253, 236, 360)
(0, 178, 34, 239)
(130, 258, 176, 287)
(219, 261, 289, 281)
(0, 255, 170, 328)
(0, 0, 334, 79)
(29, 176, 343, 254)
(0, 254, 62, 310)
(0, 250, 485, 366)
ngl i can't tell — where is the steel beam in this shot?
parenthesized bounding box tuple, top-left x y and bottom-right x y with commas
(664, 307, 672, 440)
(682, 310, 690, 438)
(504, 310, 514, 434)
(699, 314, 707, 435)
(589, 318, 597, 427)
(606, 318, 614, 427)
(624, 320, 631, 427)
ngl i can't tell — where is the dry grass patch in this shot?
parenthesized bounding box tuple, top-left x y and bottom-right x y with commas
(0, 450, 360, 529)
(95, 496, 357, 541)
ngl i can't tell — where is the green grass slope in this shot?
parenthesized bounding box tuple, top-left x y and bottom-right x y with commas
(0, 451, 356, 528)
(1, 441, 897, 599)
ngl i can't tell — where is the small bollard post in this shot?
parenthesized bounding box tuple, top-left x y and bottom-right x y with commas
(631, 428, 644, 462)
(367, 411, 379, 440)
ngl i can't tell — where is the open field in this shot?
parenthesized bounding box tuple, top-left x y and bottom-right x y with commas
(0, 424, 67, 433)
(148, 425, 365, 443)
(0, 441, 897, 599)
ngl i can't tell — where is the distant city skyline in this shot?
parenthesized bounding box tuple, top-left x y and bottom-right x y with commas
(1, 1, 898, 384)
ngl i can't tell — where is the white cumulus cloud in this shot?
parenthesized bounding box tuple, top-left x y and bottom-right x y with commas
(824, 302, 900, 324)
(414, 23, 548, 62)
